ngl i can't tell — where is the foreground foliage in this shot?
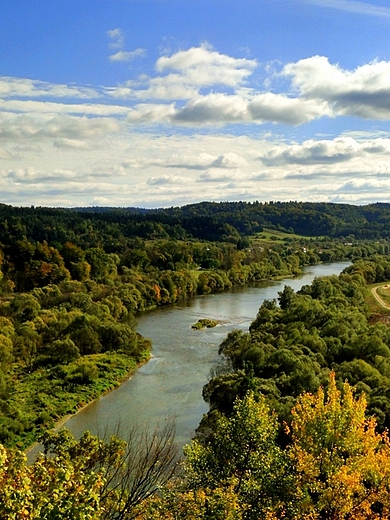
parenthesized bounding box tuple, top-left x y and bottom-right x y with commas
(3, 375, 390, 519)
(0, 422, 178, 520)
(145, 375, 390, 520)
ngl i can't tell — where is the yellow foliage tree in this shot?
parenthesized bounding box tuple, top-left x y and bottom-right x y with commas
(288, 372, 390, 519)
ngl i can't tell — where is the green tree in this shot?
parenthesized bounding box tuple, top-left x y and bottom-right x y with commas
(183, 392, 296, 519)
(46, 338, 80, 365)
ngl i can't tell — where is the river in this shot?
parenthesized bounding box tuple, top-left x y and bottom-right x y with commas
(26, 262, 349, 462)
(56, 261, 350, 445)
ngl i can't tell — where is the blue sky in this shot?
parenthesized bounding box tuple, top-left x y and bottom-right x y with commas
(1, 0, 390, 207)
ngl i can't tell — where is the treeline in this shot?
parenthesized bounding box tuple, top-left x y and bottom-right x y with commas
(201, 254, 390, 435)
(1, 236, 311, 294)
(1, 201, 390, 249)
(161, 200, 390, 239)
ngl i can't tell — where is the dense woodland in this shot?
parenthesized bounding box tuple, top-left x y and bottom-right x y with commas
(1, 200, 390, 248)
(202, 255, 390, 431)
(1, 202, 390, 518)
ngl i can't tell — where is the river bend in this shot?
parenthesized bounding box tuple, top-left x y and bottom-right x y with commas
(54, 262, 349, 449)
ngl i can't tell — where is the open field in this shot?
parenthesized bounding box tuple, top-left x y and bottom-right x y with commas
(252, 228, 321, 245)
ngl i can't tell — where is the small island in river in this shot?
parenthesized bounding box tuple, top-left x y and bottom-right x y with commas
(191, 318, 219, 329)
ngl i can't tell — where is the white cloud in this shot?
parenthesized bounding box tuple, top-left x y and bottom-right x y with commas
(171, 94, 249, 124)
(107, 28, 125, 49)
(3, 42, 390, 207)
(109, 48, 146, 62)
(4, 48, 390, 131)
(125, 92, 328, 126)
(300, 0, 390, 18)
(126, 103, 177, 123)
(260, 137, 390, 166)
(197, 171, 235, 183)
(107, 28, 146, 63)
(4, 167, 43, 183)
(0, 113, 122, 142)
(0, 147, 13, 160)
(110, 43, 257, 100)
(147, 175, 185, 186)
(0, 98, 130, 117)
(338, 178, 390, 192)
(53, 138, 91, 150)
(211, 153, 248, 168)
(284, 56, 390, 119)
(0, 76, 99, 99)
(248, 93, 330, 124)
(149, 152, 248, 171)
(155, 153, 215, 170)
(155, 43, 257, 87)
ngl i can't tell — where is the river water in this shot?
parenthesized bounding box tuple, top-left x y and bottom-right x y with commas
(50, 261, 348, 450)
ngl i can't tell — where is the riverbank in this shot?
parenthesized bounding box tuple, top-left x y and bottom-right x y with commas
(25, 354, 153, 460)
(11, 349, 150, 451)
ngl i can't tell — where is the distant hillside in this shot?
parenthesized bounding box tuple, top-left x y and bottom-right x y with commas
(0, 201, 389, 245)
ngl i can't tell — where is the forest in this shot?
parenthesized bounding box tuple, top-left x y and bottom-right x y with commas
(1, 202, 390, 518)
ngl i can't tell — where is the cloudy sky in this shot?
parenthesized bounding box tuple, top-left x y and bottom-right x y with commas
(1, 0, 390, 208)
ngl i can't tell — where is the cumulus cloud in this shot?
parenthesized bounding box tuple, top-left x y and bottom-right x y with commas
(3, 40, 390, 207)
(110, 43, 257, 100)
(156, 153, 215, 170)
(260, 137, 390, 166)
(1, 167, 84, 185)
(211, 153, 248, 168)
(126, 92, 327, 127)
(155, 43, 256, 87)
(137, 152, 247, 171)
(92, 196, 112, 205)
(248, 93, 330, 125)
(5, 167, 43, 183)
(171, 94, 248, 124)
(108, 27, 146, 63)
(4, 46, 390, 131)
(0, 98, 131, 117)
(284, 56, 390, 119)
(126, 103, 177, 123)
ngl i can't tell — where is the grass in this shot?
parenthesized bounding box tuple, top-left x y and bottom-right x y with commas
(1, 350, 150, 450)
(251, 228, 321, 246)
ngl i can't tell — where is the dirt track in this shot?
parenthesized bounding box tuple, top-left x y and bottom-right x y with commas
(371, 286, 390, 310)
